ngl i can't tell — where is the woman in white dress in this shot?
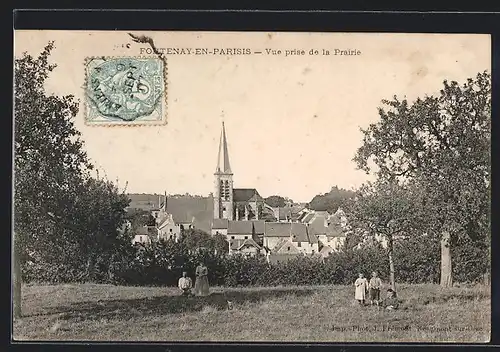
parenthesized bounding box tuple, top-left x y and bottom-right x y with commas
(354, 273, 368, 306)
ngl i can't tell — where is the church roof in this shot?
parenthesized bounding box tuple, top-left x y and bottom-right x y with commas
(228, 220, 253, 235)
(215, 122, 232, 174)
(233, 188, 263, 202)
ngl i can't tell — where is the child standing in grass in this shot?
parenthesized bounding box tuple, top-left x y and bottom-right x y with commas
(354, 273, 368, 306)
(369, 271, 383, 306)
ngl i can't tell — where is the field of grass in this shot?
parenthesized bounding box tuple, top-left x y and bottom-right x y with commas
(13, 283, 490, 342)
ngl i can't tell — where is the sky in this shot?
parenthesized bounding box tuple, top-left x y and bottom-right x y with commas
(14, 31, 490, 202)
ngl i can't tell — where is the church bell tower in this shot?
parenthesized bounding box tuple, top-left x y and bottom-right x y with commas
(214, 122, 234, 220)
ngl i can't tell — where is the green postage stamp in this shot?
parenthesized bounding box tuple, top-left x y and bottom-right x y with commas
(84, 57, 166, 125)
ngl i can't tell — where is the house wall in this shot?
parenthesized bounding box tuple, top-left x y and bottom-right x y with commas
(227, 233, 252, 241)
(158, 224, 180, 241)
(211, 229, 228, 237)
(294, 241, 319, 254)
(132, 234, 151, 245)
(276, 241, 300, 254)
(263, 237, 283, 250)
(178, 223, 194, 231)
(317, 234, 328, 244)
(239, 246, 260, 256)
(323, 237, 346, 251)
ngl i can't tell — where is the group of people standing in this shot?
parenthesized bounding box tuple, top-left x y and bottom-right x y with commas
(354, 271, 399, 310)
(177, 262, 210, 297)
(178, 264, 399, 310)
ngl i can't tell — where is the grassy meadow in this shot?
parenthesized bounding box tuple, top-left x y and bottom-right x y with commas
(13, 283, 490, 342)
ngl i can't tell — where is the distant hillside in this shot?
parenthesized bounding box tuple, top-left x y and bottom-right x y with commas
(127, 193, 162, 210)
(127, 193, 208, 209)
(308, 186, 355, 214)
(127, 193, 213, 233)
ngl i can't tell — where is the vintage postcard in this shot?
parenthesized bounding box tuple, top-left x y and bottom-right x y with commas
(13, 30, 491, 342)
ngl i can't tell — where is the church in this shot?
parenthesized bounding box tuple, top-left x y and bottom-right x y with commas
(213, 122, 266, 222)
(129, 122, 346, 259)
(209, 122, 325, 258)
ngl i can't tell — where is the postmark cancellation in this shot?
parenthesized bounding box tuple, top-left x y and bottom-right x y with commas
(84, 57, 166, 126)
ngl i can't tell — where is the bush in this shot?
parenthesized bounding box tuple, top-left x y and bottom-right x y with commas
(23, 234, 489, 287)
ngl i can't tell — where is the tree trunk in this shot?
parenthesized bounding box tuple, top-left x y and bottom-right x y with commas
(13, 233, 22, 319)
(86, 255, 95, 282)
(440, 231, 453, 288)
(387, 236, 396, 292)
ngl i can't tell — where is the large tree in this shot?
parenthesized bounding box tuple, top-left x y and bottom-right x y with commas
(14, 42, 92, 317)
(14, 42, 131, 316)
(354, 72, 491, 287)
(346, 180, 425, 291)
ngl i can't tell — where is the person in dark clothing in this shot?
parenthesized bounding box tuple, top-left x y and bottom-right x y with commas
(383, 289, 400, 310)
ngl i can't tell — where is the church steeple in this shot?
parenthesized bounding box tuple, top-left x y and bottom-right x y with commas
(215, 121, 232, 174)
(214, 121, 234, 220)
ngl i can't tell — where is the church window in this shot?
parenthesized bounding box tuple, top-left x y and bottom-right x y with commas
(297, 242, 301, 247)
(139, 236, 143, 242)
(223, 206, 227, 211)
(231, 236, 235, 240)
(287, 246, 291, 251)
(244, 236, 248, 239)
(169, 228, 172, 233)
(170, 235, 173, 240)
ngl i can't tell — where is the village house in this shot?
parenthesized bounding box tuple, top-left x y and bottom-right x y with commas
(128, 123, 354, 258)
(229, 237, 264, 257)
(263, 222, 319, 255)
(211, 218, 229, 237)
(156, 213, 180, 241)
(211, 219, 265, 256)
(131, 226, 156, 245)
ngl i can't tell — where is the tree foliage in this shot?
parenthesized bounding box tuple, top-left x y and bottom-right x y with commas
(179, 228, 229, 255)
(15, 42, 131, 287)
(15, 42, 90, 261)
(353, 72, 491, 286)
(264, 195, 286, 208)
(345, 180, 426, 289)
(309, 185, 355, 213)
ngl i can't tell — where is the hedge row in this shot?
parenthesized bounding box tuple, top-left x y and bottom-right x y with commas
(23, 234, 489, 287)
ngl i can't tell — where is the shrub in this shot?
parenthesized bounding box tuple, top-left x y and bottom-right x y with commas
(23, 234, 489, 286)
